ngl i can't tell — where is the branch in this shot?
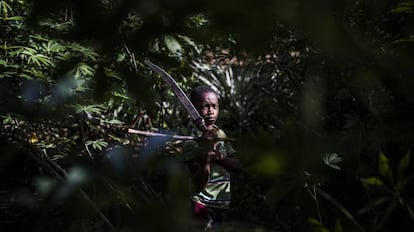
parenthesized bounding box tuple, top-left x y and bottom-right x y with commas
(28, 146, 117, 232)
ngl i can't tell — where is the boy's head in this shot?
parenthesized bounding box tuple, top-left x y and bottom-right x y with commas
(190, 85, 219, 129)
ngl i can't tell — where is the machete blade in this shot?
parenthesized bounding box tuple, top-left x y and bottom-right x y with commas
(144, 59, 207, 132)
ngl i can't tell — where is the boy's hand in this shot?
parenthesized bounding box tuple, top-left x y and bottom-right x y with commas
(201, 128, 218, 141)
(207, 149, 224, 161)
(198, 128, 219, 161)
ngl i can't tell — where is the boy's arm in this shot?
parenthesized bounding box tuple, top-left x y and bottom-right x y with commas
(183, 140, 214, 193)
(187, 156, 211, 193)
(184, 134, 242, 192)
(211, 140, 242, 172)
(211, 152, 242, 173)
(187, 149, 241, 193)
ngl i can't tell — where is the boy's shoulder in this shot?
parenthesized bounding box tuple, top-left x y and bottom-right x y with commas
(212, 125, 227, 139)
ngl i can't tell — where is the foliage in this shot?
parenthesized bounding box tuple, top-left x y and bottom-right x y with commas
(1, 0, 414, 232)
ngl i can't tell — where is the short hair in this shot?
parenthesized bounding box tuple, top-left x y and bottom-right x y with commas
(190, 85, 217, 103)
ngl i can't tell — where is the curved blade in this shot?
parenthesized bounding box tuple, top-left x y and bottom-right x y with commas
(144, 59, 207, 132)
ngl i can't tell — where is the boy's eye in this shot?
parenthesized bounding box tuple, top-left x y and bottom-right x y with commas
(200, 104, 218, 109)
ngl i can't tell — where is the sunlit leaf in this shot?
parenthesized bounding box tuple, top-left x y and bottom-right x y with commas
(104, 68, 122, 80)
(177, 35, 200, 53)
(74, 63, 95, 78)
(2, 114, 13, 124)
(308, 217, 329, 232)
(112, 91, 130, 100)
(186, 13, 209, 28)
(100, 119, 125, 125)
(1, 16, 24, 21)
(323, 153, 343, 170)
(164, 35, 182, 54)
(30, 34, 49, 42)
(0, 0, 12, 17)
(28, 132, 39, 144)
(29, 54, 53, 67)
(378, 151, 393, 180)
(0, 44, 21, 50)
(361, 177, 384, 186)
(36, 142, 56, 149)
(73, 104, 105, 116)
(392, 2, 414, 13)
(42, 40, 64, 53)
(70, 43, 99, 61)
(86, 139, 108, 151)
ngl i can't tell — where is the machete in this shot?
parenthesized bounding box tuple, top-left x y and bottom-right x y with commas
(127, 128, 197, 140)
(144, 59, 208, 132)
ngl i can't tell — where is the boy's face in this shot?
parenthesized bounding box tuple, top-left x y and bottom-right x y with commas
(194, 91, 219, 129)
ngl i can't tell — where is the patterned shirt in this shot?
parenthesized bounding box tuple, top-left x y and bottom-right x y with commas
(183, 125, 236, 209)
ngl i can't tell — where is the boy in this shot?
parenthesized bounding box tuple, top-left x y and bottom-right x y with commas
(183, 85, 242, 230)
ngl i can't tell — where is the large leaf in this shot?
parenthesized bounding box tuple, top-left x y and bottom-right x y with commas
(164, 35, 182, 54)
(378, 151, 393, 181)
(323, 153, 343, 170)
(397, 151, 411, 178)
(358, 197, 390, 215)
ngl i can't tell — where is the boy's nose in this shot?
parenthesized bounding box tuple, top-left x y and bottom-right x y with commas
(207, 107, 213, 114)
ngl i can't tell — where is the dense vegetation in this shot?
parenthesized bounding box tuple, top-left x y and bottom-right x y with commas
(1, 0, 414, 231)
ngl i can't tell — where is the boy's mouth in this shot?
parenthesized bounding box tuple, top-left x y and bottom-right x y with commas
(205, 118, 215, 123)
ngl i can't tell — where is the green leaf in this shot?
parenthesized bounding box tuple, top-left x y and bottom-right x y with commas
(18, 73, 33, 79)
(378, 151, 393, 180)
(397, 151, 411, 178)
(0, 44, 22, 51)
(177, 34, 200, 53)
(358, 197, 390, 215)
(164, 35, 182, 54)
(323, 153, 343, 170)
(0, 0, 12, 17)
(100, 119, 125, 125)
(343, 113, 360, 129)
(36, 142, 56, 149)
(186, 13, 209, 28)
(20, 47, 36, 57)
(74, 63, 95, 78)
(361, 177, 384, 186)
(86, 139, 108, 151)
(69, 43, 99, 61)
(392, 6, 413, 13)
(334, 218, 343, 232)
(0, 59, 7, 66)
(395, 175, 414, 193)
(116, 52, 126, 62)
(2, 114, 13, 124)
(393, 36, 414, 43)
(1, 16, 24, 21)
(73, 104, 105, 115)
(112, 91, 130, 100)
(42, 40, 64, 53)
(30, 54, 53, 67)
(392, 2, 414, 13)
(308, 217, 329, 232)
(104, 68, 122, 80)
